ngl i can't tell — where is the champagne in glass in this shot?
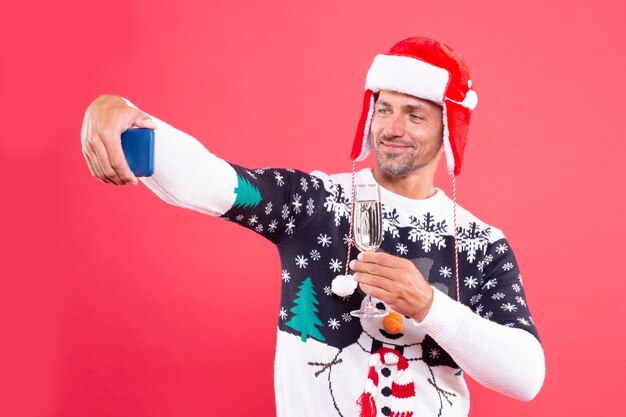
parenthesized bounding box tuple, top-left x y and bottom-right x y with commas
(353, 200, 383, 252)
(350, 184, 387, 318)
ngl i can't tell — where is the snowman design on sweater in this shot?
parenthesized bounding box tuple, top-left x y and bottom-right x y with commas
(325, 298, 462, 414)
(216, 164, 539, 417)
(323, 259, 466, 417)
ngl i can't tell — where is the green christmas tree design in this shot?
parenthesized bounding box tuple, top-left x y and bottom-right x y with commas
(286, 277, 326, 343)
(233, 175, 262, 208)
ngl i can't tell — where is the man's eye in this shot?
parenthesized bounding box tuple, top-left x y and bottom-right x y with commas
(410, 114, 424, 121)
(376, 108, 390, 114)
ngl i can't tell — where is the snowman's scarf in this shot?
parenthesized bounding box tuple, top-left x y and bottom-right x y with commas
(357, 347, 415, 417)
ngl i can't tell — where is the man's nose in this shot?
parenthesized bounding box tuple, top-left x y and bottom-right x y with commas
(383, 115, 405, 138)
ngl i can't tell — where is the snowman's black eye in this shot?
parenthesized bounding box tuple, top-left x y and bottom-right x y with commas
(376, 302, 386, 310)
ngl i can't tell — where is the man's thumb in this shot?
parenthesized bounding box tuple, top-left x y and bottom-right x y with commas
(128, 107, 157, 130)
(137, 117, 157, 129)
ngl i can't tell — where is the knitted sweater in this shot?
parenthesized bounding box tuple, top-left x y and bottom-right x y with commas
(128, 100, 545, 417)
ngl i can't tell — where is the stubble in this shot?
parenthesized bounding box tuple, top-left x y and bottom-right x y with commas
(375, 137, 443, 177)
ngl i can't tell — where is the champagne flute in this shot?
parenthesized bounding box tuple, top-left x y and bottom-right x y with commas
(350, 184, 387, 318)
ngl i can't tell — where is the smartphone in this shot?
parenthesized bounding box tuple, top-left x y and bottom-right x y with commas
(121, 128, 155, 177)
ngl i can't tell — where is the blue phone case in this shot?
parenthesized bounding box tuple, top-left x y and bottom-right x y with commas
(121, 128, 155, 177)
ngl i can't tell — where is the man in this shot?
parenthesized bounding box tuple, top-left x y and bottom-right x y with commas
(81, 37, 545, 417)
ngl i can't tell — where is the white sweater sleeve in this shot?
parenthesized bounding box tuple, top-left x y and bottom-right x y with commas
(414, 287, 545, 401)
(122, 98, 238, 216)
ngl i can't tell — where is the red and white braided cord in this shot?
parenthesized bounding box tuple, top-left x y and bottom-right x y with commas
(451, 174, 460, 302)
(344, 160, 357, 275)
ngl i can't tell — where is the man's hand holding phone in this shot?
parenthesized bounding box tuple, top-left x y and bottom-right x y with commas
(81, 95, 157, 185)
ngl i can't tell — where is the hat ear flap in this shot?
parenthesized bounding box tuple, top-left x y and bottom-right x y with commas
(351, 90, 375, 161)
(444, 101, 471, 176)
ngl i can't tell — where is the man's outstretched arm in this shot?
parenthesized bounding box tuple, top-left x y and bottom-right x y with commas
(80, 95, 328, 244)
(81, 95, 239, 216)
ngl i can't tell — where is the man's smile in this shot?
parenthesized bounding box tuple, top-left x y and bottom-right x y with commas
(379, 139, 414, 153)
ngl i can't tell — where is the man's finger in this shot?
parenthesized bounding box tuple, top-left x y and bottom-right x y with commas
(359, 282, 391, 300)
(350, 259, 397, 281)
(81, 123, 100, 179)
(85, 140, 110, 183)
(354, 272, 394, 291)
(90, 134, 124, 185)
(107, 141, 137, 185)
(357, 251, 412, 269)
(82, 149, 97, 177)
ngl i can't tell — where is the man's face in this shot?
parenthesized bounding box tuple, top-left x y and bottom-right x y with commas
(370, 90, 444, 177)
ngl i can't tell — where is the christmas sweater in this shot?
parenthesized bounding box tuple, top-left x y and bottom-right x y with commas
(128, 100, 545, 417)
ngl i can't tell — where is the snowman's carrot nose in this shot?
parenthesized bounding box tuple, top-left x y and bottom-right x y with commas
(383, 312, 403, 334)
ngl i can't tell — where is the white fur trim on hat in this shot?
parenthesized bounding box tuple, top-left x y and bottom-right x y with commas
(355, 94, 375, 162)
(441, 104, 455, 175)
(365, 54, 450, 105)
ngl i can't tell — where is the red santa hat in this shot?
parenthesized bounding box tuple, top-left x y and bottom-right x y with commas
(351, 36, 478, 176)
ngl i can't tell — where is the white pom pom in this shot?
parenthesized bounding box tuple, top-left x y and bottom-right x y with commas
(462, 90, 478, 110)
(331, 274, 358, 297)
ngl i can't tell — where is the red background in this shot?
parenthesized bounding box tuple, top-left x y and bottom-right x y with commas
(1, 1, 625, 416)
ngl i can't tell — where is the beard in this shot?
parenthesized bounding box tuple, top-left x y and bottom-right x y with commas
(374, 136, 443, 177)
(375, 147, 418, 177)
